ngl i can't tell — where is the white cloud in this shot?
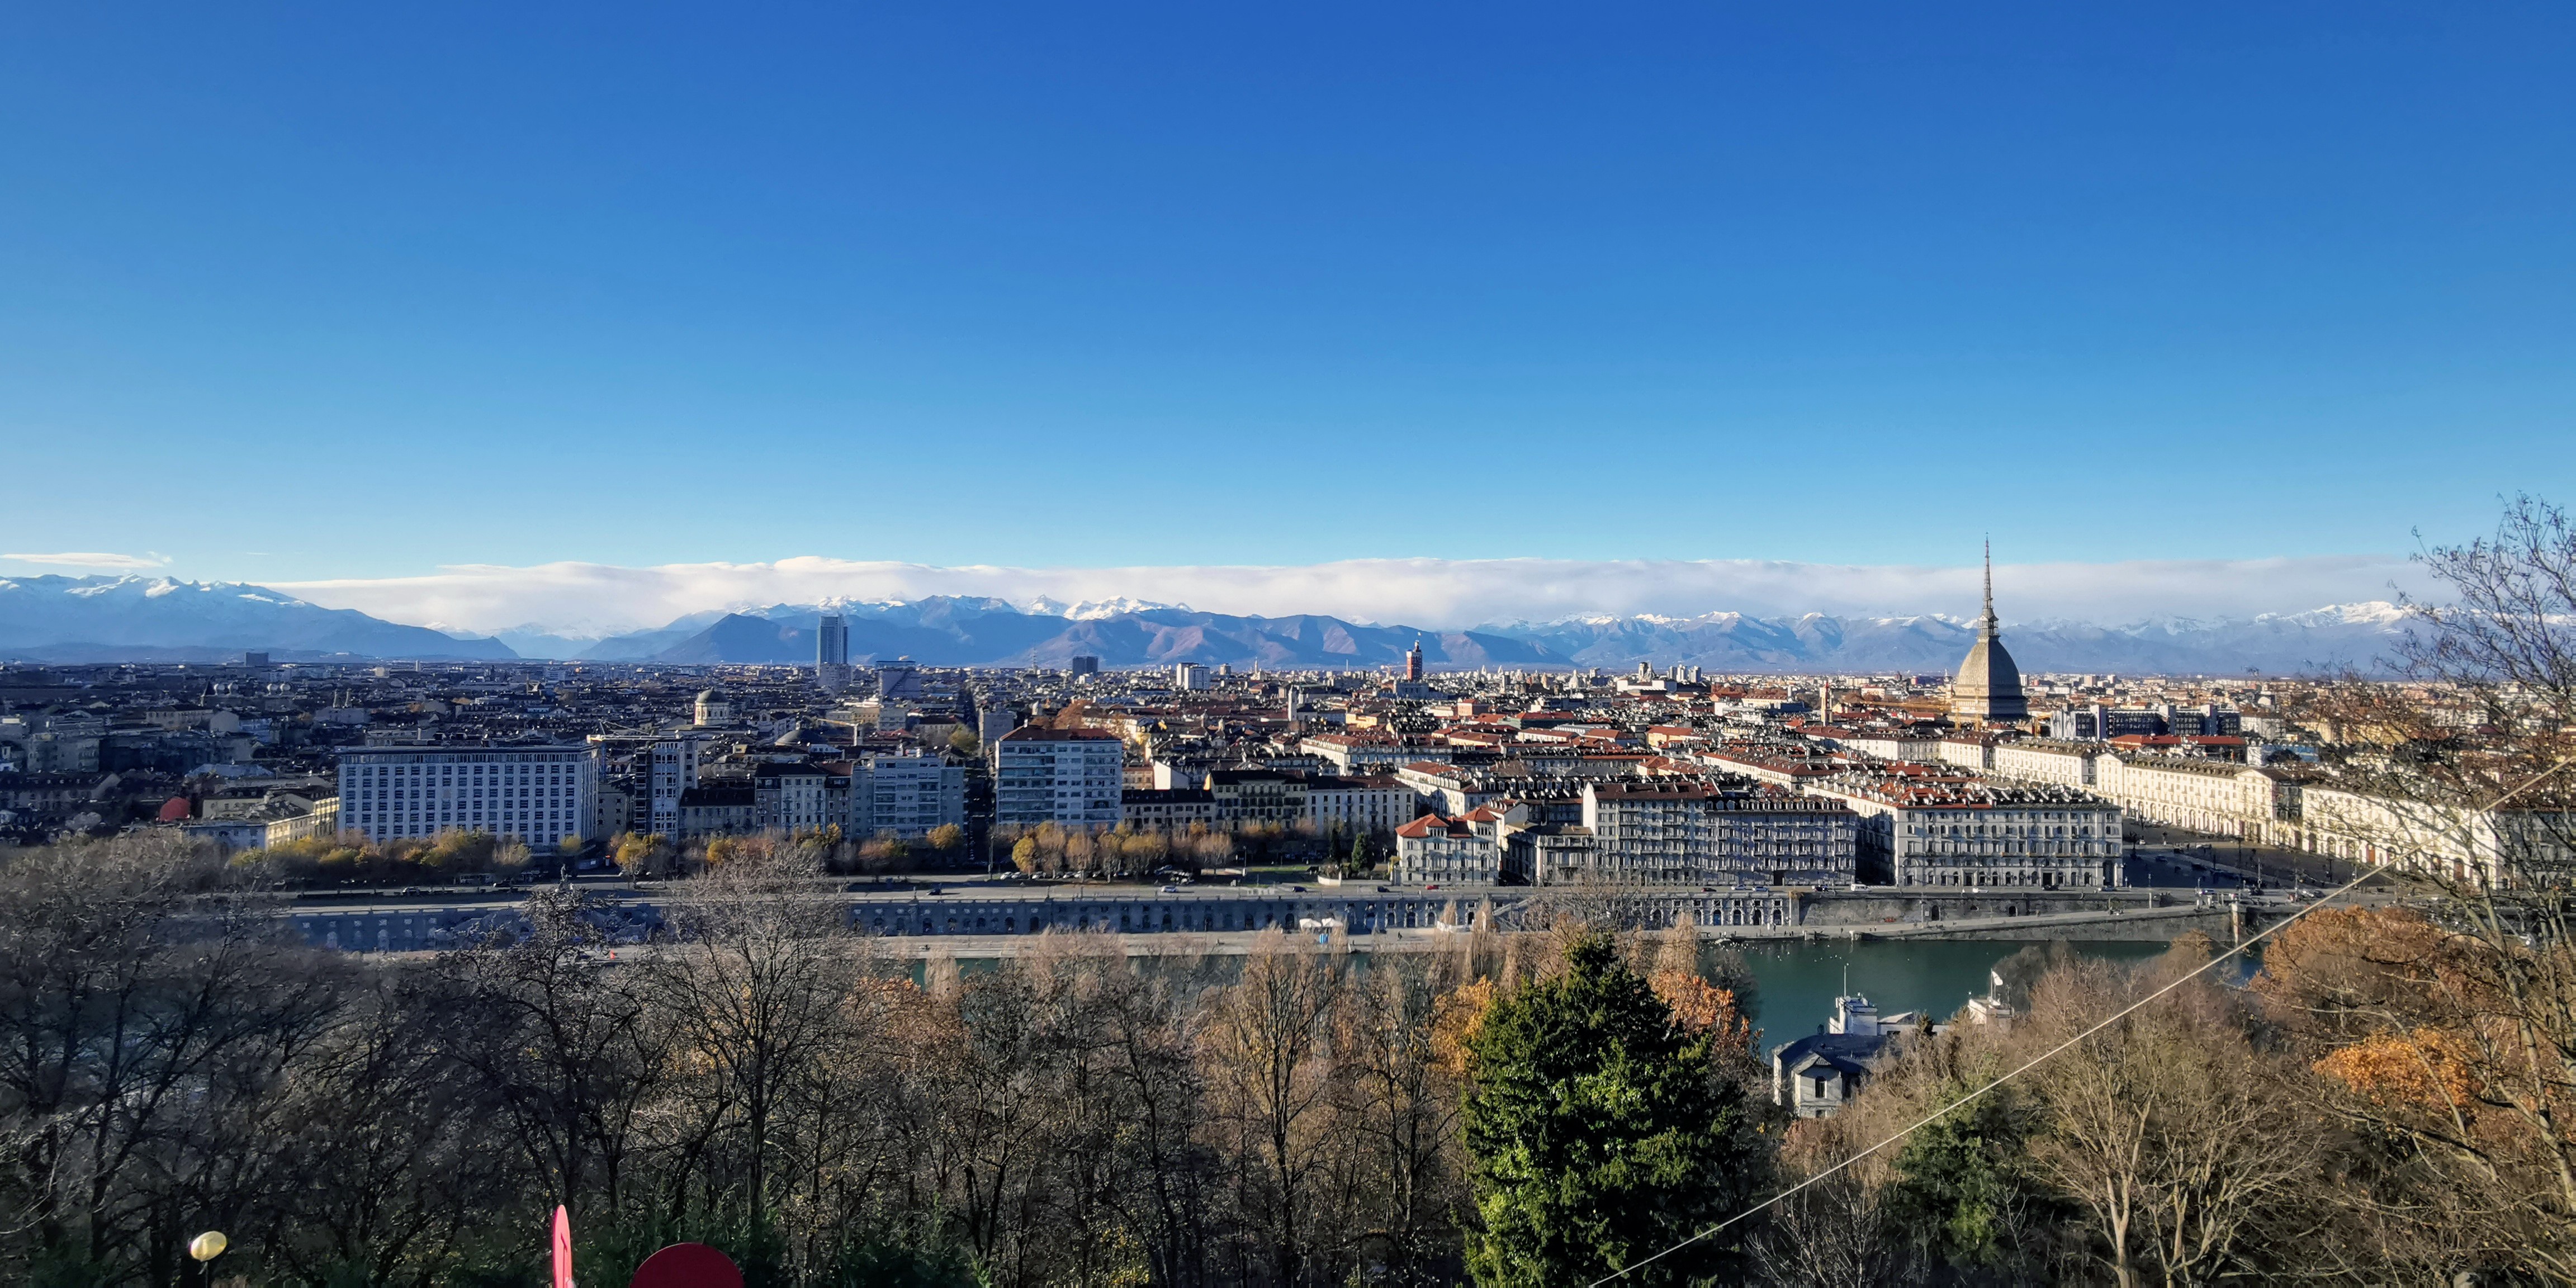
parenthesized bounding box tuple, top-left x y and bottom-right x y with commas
(268, 553, 2435, 637)
(2, 551, 170, 570)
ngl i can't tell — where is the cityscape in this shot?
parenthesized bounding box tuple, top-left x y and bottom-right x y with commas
(0, 551, 2420, 917)
(11, 525, 2571, 1287)
(7, 4, 2576, 1286)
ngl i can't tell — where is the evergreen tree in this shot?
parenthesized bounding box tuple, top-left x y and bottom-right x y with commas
(1461, 931, 1759, 1286)
(1882, 1082, 2049, 1274)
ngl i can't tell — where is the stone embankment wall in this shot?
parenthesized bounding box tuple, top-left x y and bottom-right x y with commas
(280, 882, 2252, 953)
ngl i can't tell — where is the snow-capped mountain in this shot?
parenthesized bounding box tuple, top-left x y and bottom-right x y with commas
(0, 577, 2419, 674)
(1484, 603, 2412, 675)
(1018, 595, 1188, 619)
(539, 595, 2416, 674)
(0, 575, 515, 661)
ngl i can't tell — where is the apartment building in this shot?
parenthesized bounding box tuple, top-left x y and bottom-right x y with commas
(2292, 787, 2572, 886)
(647, 736, 699, 835)
(753, 761, 836, 834)
(1301, 773, 1414, 834)
(1807, 770, 2123, 888)
(1299, 733, 1457, 774)
(855, 751, 967, 837)
(1989, 738, 2102, 789)
(1121, 788, 1220, 829)
(338, 746, 599, 844)
(1578, 780, 1859, 887)
(678, 783, 755, 837)
(994, 726, 1125, 827)
(1837, 731, 1947, 762)
(1393, 805, 1513, 884)
(2094, 755, 2296, 844)
(1204, 767, 1305, 822)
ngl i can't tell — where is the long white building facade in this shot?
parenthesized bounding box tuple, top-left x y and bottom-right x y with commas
(1808, 769, 2123, 889)
(338, 746, 600, 844)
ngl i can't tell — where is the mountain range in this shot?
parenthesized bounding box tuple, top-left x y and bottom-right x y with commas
(0, 576, 2415, 675)
(0, 575, 514, 662)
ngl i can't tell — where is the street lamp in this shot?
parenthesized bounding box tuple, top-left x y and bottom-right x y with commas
(188, 1231, 228, 1287)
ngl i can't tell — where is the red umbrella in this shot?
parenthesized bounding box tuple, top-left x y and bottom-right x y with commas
(631, 1243, 743, 1288)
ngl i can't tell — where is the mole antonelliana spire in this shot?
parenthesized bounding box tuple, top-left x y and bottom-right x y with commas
(1982, 537, 1996, 632)
(1949, 538, 2028, 727)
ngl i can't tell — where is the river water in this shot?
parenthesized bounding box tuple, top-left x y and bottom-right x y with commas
(1735, 938, 2174, 1050)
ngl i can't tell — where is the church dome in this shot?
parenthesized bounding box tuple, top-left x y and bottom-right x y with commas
(1953, 636, 2025, 708)
(1949, 544, 2029, 726)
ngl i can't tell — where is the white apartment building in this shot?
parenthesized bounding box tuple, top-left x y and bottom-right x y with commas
(2294, 787, 2572, 887)
(1299, 733, 1456, 774)
(1395, 762, 1514, 817)
(1807, 772, 2123, 889)
(754, 761, 835, 834)
(856, 751, 968, 837)
(1838, 732, 1947, 762)
(993, 726, 1125, 827)
(1393, 806, 1512, 884)
(2092, 755, 2295, 845)
(1303, 774, 1414, 834)
(339, 746, 599, 844)
(1989, 738, 2103, 789)
(647, 737, 700, 836)
(1580, 781, 1858, 887)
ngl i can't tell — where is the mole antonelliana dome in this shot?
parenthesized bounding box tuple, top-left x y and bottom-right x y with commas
(1949, 543, 2028, 727)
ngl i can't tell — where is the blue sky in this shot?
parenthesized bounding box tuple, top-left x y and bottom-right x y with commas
(3, 2, 2573, 593)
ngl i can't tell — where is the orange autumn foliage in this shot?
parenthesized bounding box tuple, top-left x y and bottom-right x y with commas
(2314, 1027, 2481, 1114)
(1652, 969, 1754, 1064)
(1432, 977, 1498, 1079)
(2254, 905, 2456, 1040)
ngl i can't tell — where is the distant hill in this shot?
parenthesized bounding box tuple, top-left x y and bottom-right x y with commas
(552, 595, 2412, 675)
(0, 575, 517, 661)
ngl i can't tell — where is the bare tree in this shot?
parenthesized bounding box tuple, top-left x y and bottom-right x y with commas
(1329, 958, 1465, 1285)
(429, 886, 669, 1222)
(2023, 946, 2319, 1286)
(1752, 1166, 1920, 1288)
(0, 834, 353, 1285)
(647, 847, 870, 1227)
(245, 976, 514, 1287)
(1202, 931, 1346, 1285)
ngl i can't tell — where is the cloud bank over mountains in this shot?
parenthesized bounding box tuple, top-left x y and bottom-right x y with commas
(271, 553, 2432, 640)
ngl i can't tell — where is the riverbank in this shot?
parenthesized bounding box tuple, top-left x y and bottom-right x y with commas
(860, 899, 2279, 958)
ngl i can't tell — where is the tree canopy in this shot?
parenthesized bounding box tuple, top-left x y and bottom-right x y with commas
(1462, 931, 1759, 1286)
